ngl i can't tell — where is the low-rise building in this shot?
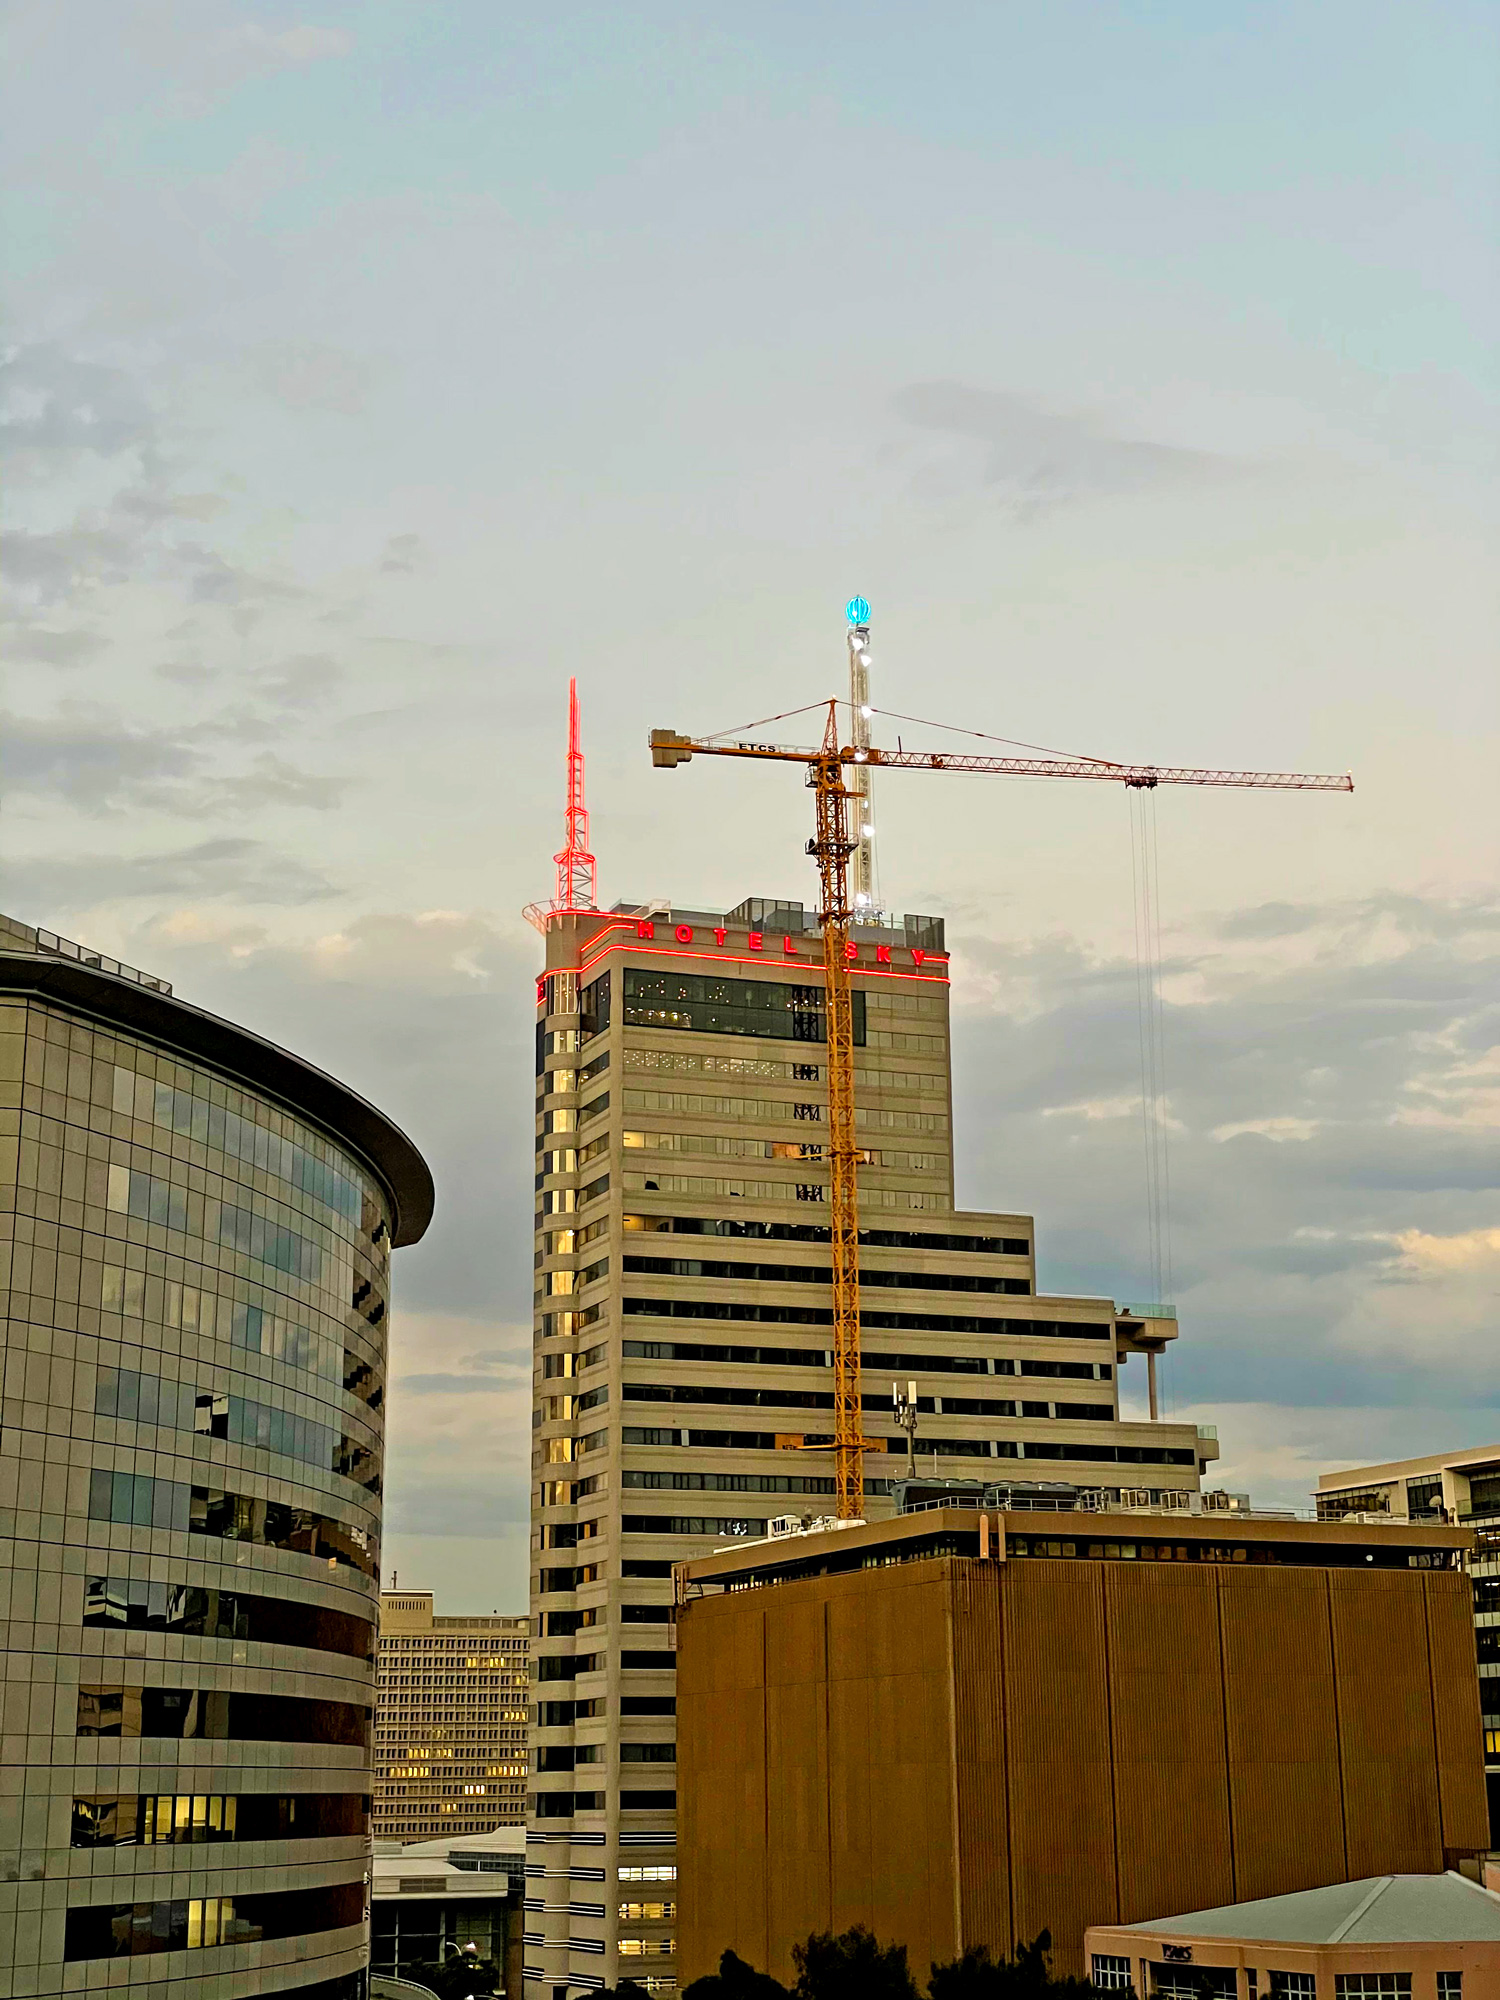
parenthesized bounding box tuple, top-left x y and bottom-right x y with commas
(674, 1501, 1489, 1984)
(1318, 1446, 1500, 1844)
(375, 1589, 530, 1840)
(372, 1827, 525, 1993)
(1085, 1870, 1500, 2000)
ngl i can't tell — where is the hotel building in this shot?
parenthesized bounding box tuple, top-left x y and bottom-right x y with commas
(374, 1589, 530, 1840)
(0, 912, 432, 1999)
(525, 897, 1216, 1997)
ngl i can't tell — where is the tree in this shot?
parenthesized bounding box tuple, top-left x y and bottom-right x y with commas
(684, 1948, 791, 1998)
(792, 1926, 921, 2000)
(928, 1930, 1119, 2000)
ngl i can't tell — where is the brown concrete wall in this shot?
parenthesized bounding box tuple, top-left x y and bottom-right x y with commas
(678, 1554, 1489, 1987)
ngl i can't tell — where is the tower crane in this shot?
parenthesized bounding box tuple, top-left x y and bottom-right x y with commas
(649, 676, 1353, 1521)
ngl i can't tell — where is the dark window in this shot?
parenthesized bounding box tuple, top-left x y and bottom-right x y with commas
(71, 1793, 367, 1848)
(624, 1297, 1104, 1339)
(621, 1560, 674, 1579)
(620, 1789, 676, 1810)
(621, 1697, 676, 1716)
(622, 1254, 1027, 1297)
(77, 1686, 369, 1749)
(629, 1214, 1026, 1255)
(64, 1882, 364, 1960)
(622, 1470, 889, 1497)
(82, 1579, 372, 1662)
(622, 970, 865, 1047)
(621, 1651, 677, 1670)
(620, 1743, 675, 1762)
(85, 1472, 378, 1578)
(581, 973, 612, 1040)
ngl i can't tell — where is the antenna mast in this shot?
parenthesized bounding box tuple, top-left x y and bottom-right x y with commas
(524, 678, 599, 932)
(846, 598, 879, 917)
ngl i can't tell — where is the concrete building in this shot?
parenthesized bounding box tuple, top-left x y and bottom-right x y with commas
(672, 1503, 1490, 1986)
(0, 913, 433, 1998)
(1085, 1871, 1500, 2000)
(371, 1826, 524, 1993)
(1318, 1447, 1500, 1844)
(374, 1589, 530, 1839)
(527, 899, 1216, 1996)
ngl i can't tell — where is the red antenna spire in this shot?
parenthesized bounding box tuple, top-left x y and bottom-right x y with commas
(526, 680, 599, 932)
(554, 677, 597, 912)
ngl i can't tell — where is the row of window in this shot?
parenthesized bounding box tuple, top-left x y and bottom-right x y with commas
(84, 1576, 373, 1661)
(113, 1064, 367, 1230)
(107, 1164, 349, 1300)
(86, 1470, 378, 1578)
(95, 1366, 378, 1489)
(535, 1652, 675, 1681)
(532, 1790, 676, 1816)
(613, 1382, 1111, 1422)
(536, 1745, 675, 1771)
(72, 1791, 368, 1847)
(621, 1253, 1025, 1297)
(623, 1297, 1103, 1338)
(620, 1214, 1028, 1255)
(64, 1882, 364, 1961)
(1094, 1967, 1457, 2000)
(537, 1698, 676, 1724)
(615, 1338, 1103, 1381)
(78, 1684, 368, 1746)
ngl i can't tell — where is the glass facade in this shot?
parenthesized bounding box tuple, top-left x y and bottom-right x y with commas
(0, 915, 430, 1999)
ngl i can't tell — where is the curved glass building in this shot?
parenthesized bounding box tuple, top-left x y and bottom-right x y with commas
(0, 914, 433, 2000)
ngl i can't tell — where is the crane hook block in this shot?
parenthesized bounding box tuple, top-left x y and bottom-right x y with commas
(650, 730, 693, 768)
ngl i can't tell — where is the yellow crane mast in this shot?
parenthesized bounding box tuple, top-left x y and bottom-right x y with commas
(650, 697, 1353, 1519)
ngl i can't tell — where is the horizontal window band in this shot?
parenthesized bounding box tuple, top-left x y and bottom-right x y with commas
(623, 1298, 1108, 1339)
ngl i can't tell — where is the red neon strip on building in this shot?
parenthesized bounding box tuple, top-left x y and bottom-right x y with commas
(571, 939, 951, 985)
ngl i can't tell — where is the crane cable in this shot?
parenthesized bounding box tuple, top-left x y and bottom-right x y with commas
(1128, 787, 1175, 1410)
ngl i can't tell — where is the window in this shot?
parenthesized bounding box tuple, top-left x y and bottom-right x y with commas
(1092, 1957, 1132, 1991)
(1270, 1977, 1317, 1999)
(622, 969, 865, 1046)
(1438, 1978, 1462, 2000)
(619, 1901, 677, 1922)
(1334, 1980, 1410, 2000)
(620, 1865, 677, 1883)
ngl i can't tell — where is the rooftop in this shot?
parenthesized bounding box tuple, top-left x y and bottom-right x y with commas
(1119, 1873, 1500, 1946)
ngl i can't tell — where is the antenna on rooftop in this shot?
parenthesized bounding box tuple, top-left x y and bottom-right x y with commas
(524, 678, 599, 932)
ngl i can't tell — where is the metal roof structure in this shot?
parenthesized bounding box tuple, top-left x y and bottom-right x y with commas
(1120, 1873, 1500, 1946)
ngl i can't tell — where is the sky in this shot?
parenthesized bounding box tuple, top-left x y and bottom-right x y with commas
(2, 1, 1497, 1608)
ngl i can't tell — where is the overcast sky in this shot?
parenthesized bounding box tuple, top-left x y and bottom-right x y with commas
(3, 1, 1497, 1607)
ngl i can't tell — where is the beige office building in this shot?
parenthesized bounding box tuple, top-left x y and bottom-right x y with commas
(526, 897, 1218, 1998)
(374, 1590, 530, 1840)
(1317, 1444, 1500, 1846)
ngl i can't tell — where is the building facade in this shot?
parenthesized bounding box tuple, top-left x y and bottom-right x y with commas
(374, 1589, 529, 1839)
(0, 914, 432, 1999)
(674, 1506, 1489, 1987)
(371, 1827, 524, 1994)
(526, 898, 1218, 1997)
(1317, 1445, 1500, 1845)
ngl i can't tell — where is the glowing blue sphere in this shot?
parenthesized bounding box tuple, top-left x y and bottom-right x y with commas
(845, 596, 870, 625)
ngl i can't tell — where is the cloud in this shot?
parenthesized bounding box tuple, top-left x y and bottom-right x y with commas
(243, 340, 372, 415)
(890, 381, 1226, 515)
(0, 705, 343, 816)
(0, 344, 155, 462)
(5, 837, 339, 910)
(0, 624, 109, 668)
(379, 533, 425, 574)
(952, 891, 1500, 1421)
